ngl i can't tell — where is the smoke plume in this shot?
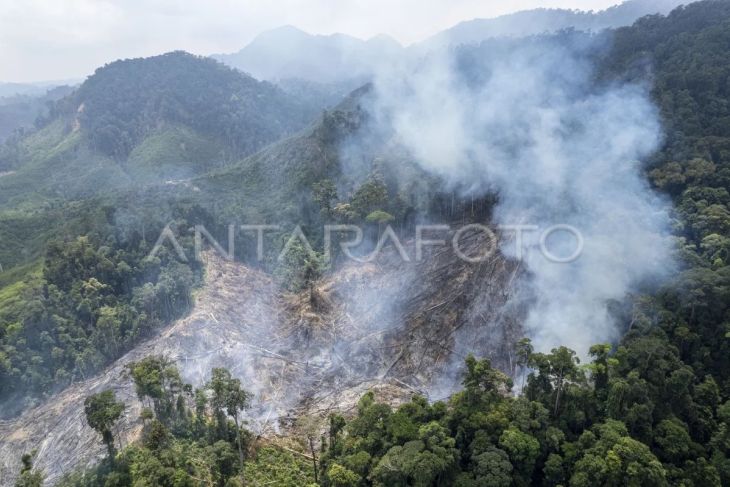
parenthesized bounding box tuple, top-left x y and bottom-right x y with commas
(370, 34, 675, 354)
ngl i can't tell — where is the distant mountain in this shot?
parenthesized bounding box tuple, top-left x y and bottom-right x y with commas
(215, 0, 689, 86)
(213, 25, 403, 84)
(0, 80, 79, 99)
(419, 0, 688, 50)
(0, 85, 75, 143)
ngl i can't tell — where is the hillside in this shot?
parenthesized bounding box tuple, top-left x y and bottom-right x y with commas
(0, 51, 324, 271)
(0, 52, 318, 205)
(70, 51, 316, 160)
(0, 233, 516, 484)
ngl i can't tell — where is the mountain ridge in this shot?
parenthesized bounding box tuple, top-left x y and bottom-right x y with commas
(213, 0, 689, 84)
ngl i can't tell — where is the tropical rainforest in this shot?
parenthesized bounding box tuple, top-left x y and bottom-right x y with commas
(3, 0, 730, 486)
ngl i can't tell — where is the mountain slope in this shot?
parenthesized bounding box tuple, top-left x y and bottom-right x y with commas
(0, 51, 324, 269)
(72, 51, 315, 160)
(0, 227, 517, 485)
(419, 0, 688, 50)
(3, 2, 730, 484)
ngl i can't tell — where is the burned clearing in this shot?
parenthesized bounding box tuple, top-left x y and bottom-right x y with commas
(0, 228, 520, 484)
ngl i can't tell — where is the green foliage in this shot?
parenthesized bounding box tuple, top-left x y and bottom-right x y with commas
(72, 51, 311, 160)
(321, 331, 727, 487)
(275, 232, 327, 291)
(245, 446, 317, 486)
(14, 451, 43, 487)
(312, 179, 339, 218)
(365, 210, 395, 225)
(84, 390, 125, 458)
(570, 421, 667, 487)
(325, 463, 361, 487)
(128, 356, 184, 421)
(59, 362, 314, 487)
(349, 175, 389, 219)
(0, 233, 197, 415)
(125, 125, 222, 182)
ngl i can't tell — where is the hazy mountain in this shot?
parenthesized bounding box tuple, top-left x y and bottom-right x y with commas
(419, 0, 689, 50)
(0, 85, 75, 143)
(215, 0, 689, 86)
(0, 80, 79, 99)
(213, 25, 403, 84)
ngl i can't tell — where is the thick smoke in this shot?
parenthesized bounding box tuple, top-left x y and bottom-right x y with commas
(371, 35, 675, 354)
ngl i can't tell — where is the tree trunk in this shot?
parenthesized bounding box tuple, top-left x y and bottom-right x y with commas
(553, 374, 563, 416)
(234, 415, 245, 484)
(308, 436, 319, 483)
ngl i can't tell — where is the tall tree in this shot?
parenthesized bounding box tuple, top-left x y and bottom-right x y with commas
(207, 368, 252, 482)
(84, 390, 125, 460)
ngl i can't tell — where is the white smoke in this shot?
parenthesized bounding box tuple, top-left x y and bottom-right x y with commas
(371, 35, 674, 354)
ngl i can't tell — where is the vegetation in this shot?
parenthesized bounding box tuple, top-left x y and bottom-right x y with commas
(25, 342, 728, 486)
(69, 51, 313, 160)
(84, 390, 125, 459)
(5, 0, 730, 485)
(43, 360, 315, 487)
(0, 229, 200, 416)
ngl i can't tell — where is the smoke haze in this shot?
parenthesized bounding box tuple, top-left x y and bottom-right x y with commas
(369, 34, 675, 354)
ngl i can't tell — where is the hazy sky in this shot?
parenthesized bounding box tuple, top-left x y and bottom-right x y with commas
(1, 0, 626, 83)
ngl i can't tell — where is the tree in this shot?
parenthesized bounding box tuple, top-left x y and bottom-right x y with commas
(325, 463, 361, 487)
(463, 354, 512, 404)
(471, 446, 513, 487)
(529, 347, 583, 417)
(515, 338, 534, 393)
(14, 451, 43, 487)
(499, 427, 540, 485)
(207, 368, 251, 482)
(275, 236, 326, 292)
(588, 344, 613, 406)
(84, 390, 125, 459)
(350, 175, 389, 219)
(570, 420, 667, 487)
(543, 453, 565, 486)
(365, 210, 395, 234)
(313, 179, 338, 218)
(371, 422, 459, 487)
(127, 355, 183, 421)
(653, 417, 694, 464)
(298, 416, 321, 483)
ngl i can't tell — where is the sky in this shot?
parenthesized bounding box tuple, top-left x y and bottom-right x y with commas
(0, 0, 627, 83)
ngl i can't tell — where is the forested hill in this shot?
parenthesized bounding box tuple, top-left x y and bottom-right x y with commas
(67, 51, 314, 160)
(0, 51, 319, 208)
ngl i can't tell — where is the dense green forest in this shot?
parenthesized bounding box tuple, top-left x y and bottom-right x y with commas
(5, 0, 730, 485)
(67, 52, 314, 160)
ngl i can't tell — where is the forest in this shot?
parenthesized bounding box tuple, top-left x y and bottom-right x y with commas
(4, 0, 730, 486)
